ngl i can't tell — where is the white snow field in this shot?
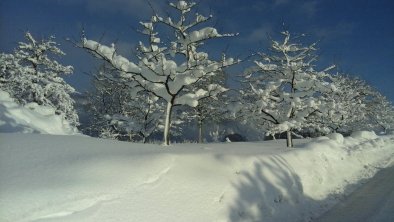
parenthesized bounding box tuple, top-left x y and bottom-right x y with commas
(1, 89, 394, 221)
(1, 132, 393, 222)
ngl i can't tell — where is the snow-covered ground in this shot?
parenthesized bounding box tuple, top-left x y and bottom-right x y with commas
(1, 133, 393, 222)
(1, 89, 394, 221)
(0, 90, 78, 135)
(316, 159, 394, 222)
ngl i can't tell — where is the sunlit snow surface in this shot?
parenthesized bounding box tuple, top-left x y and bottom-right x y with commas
(1, 133, 393, 222)
(0, 90, 78, 135)
(1, 90, 394, 222)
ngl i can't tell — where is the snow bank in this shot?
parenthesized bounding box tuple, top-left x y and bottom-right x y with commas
(0, 90, 78, 135)
(326, 132, 344, 144)
(0, 133, 393, 222)
(350, 130, 378, 140)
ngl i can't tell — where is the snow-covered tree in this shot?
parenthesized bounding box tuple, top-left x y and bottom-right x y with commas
(366, 90, 394, 133)
(194, 93, 229, 143)
(241, 31, 334, 147)
(109, 91, 164, 143)
(308, 74, 394, 135)
(82, 67, 130, 139)
(311, 74, 372, 134)
(81, 0, 237, 145)
(0, 32, 78, 126)
(181, 70, 229, 143)
(0, 53, 20, 91)
(83, 65, 164, 142)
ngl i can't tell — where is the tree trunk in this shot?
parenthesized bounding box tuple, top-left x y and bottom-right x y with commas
(286, 130, 293, 148)
(379, 124, 387, 134)
(198, 120, 203, 143)
(163, 101, 173, 146)
(140, 132, 147, 143)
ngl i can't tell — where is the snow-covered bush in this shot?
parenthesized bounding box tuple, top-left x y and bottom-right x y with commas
(81, 0, 237, 145)
(0, 32, 78, 127)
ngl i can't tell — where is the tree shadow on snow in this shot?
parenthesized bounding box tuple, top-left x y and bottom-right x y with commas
(226, 150, 384, 222)
(228, 155, 309, 222)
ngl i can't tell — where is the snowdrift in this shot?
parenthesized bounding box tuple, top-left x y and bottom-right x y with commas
(1, 133, 393, 222)
(0, 90, 77, 135)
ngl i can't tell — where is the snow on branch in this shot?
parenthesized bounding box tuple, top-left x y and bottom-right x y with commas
(80, 0, 237, 145)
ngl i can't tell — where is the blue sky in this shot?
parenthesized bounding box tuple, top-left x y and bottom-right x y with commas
(1, 0, 393, 101)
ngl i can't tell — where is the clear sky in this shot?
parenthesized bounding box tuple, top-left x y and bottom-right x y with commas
(1, 0, 393, 101)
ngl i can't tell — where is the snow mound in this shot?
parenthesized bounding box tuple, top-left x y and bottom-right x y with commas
(0, 90, 78, 135)
(327, 133, 344, 144)
(1, 133, 393, 222)
(350, 131, 378, 140)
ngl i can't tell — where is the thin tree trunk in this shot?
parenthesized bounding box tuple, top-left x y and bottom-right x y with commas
(286, 130, 293, 148)
(163, 101, 173, 146)
(198, 120, 203, 143)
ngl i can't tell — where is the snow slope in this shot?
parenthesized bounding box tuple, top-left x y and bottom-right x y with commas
(1, 133, 393, 222)
(0, 90, 78, 135)
(316, 159, 394, 222)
